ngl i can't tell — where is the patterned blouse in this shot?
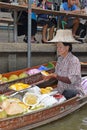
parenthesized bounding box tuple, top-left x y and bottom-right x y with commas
(55, 52, 83, 94)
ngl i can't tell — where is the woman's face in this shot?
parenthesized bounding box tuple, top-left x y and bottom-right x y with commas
(57, 42, 69, 57)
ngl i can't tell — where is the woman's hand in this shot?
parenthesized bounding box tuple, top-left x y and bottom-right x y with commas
(42, 73, 57, 80)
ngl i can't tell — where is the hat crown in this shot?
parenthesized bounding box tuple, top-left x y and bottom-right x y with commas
(49, 29, 79, 43)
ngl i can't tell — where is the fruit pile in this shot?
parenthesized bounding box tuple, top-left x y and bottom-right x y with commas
(0, 72, 28, 84)
(0, 95, 29, 118)
(40, 87, 53, 94)
(0, 84, 62, 119)
(0, 93, 45, 118)
(9, 83, 30, 91)
(0, 69, 50, 84)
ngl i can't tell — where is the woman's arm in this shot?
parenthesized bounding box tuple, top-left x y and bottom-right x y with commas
(43, 73, 71, 84)
(53, 74, 71, 84)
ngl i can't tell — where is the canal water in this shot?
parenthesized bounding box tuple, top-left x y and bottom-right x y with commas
(32, 104, 87, 130)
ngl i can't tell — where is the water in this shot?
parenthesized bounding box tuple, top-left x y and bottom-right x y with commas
(32, 104, 87, 130)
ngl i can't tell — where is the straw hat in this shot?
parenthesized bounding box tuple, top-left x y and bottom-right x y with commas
(49, 29, 79, 43)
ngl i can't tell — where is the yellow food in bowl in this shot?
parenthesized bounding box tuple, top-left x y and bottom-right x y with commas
(23, 93, 38, 106)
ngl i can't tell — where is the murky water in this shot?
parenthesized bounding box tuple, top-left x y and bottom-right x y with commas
(32, 104, 87, 130)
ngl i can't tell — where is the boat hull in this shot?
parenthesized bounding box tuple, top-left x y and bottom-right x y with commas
(0, 95, 87, 130)
(0, 78, 87, 130)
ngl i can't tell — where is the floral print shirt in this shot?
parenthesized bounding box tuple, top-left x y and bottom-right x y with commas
(55, 52, 83, 94)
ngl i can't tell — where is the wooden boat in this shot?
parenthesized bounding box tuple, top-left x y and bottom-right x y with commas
(0, 61, 87, 94)
(0, 79, 87, 130)
(81, 62, 87, 76)
(0, 61, 56, 94)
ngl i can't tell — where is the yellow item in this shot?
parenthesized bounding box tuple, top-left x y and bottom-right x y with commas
(23, 93, 38, 106)
(41, 71, 49, 76)
(0, 74, 2, 79)
(18, 102, 29, 111)
(0, 109, 7, 118)
(9, 83, 30, 91)
(40, 87, 53, 94)
(8, 98, 21, 103)
(46, 87, 53, 91)
(19, 72, 28, 79)
(9, 74, 19, 81)
(40, 88, 50, 94)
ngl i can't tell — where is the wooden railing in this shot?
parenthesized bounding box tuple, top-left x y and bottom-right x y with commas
(0, 2, 87, 43)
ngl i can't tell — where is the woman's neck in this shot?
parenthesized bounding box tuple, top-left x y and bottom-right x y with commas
(62, 51, 69, 58)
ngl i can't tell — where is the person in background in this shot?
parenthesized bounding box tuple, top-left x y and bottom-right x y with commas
(75, 0, 87, 41)
(43, 30, 84, 99)
(23, 1, 38, 43)
(60, 0, 80, 37)
(37, 0, 56, 43)
(17, 0, 38, 43)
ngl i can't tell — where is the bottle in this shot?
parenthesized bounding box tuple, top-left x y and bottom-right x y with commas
(51, 4, 54, 10)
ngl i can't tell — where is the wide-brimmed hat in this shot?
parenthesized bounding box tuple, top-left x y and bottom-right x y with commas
(49, 29, 79, 43)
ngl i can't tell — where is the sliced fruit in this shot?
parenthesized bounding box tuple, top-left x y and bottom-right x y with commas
(9, 83, 30, 91)
(30, 103, 45, 110)
(5, 102, 25, 115)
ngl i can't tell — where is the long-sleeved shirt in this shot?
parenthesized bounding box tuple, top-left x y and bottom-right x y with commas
(55, 52, 83, 94)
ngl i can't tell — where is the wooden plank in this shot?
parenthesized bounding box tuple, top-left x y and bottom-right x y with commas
(0, 2, 27, 11)
(32, 7, 87, 19)
(0, 2, 87, 19)
(0, 18, 13, 23)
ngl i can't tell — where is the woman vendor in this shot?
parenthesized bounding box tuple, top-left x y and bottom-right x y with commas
(45, 29, 84, 99)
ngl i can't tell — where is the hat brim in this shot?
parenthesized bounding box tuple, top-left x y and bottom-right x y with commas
(48, 39, 79, 44)
(47, 29, 80, 44)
